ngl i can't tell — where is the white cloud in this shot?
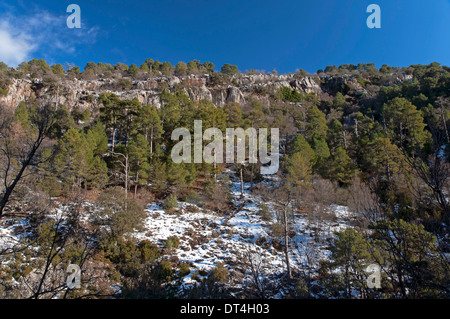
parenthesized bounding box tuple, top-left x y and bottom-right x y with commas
(0, 9, 99, 67)
(0, 22, 35, 66)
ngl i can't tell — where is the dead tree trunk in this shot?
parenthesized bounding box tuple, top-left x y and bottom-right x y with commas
(240, 166, 244, 197)
(283, 204, 292, 280)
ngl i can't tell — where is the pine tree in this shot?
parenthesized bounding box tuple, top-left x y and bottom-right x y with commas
(329, 228, 371, 298)
(327, 119, 346, 152)
(54, 128, 108, 190)
(224, 102, 243, 128)
(128, 134, 151, 198)
(382, 97, 431, 154)
(99, 93, 122, 152)
(86, 121, 109, 156)
(290, 133, 316, 166)
(330, 146, 355, 185)
(127, 64, 140, 77)
(13, 101, 31, 129)
(54, 128, 91, 188)
(286, 152, 313, 188)
(332, 92, 346, 110)
(311, 133, 331, 174)
(305, 105, 328, 141)
(370, 219, 445, 298)
(175, 62, 188, 76)
(118, 98, 141, 146)
(137, 104, 163, 155)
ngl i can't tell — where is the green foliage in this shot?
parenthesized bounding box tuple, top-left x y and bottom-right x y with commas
(327, 119, 345, 152)
(333, 92, 346, 109)
(155, 259, 174, 282)
(86, 121, 109, 156)
(208, 262, 228, 283)
(258, 202, 272, 221)
(166, 162, 195, 189)
(220, 63, 238, 75)
(330, 147, 355, 185)
(1, 60, 450, 299)
(290, 133, 316, 165)
(139, 240, 161, 262)
(185, 190, 200, 205)
(270, 222, 284, 238)
(139, 62, 150, 72)
(310, 134, 331, 173)
(164, 235, 180, 249)
(382, 97, 431, 153)
(0, 72, 11, 96)
(279, 87, 303, 102)
(36, 175, 62, 197)
(328, 228, 371, 297)
(370, 219, 446, 298)
(178, 262, 191, 277)
(175, 61, 188, 76)
(49, 104, 75, 138)
(203, 178, 232, 211)
(94, 187, 146, 239)
(224, 102, 243, 127)
(116, 78, 133, 90)
(202, 61, 215, 74)
(209, 72, 231, 86)
(51, 64, 65, 77)
(305, 105, 328, 141)
(286, 152, 313, 188)
(128, 133, 151, 191)
(53, 127, 108, 189)
(14, 101, 31, 128)
(164, 194, 178, 210)
(127, 64, 140, 77)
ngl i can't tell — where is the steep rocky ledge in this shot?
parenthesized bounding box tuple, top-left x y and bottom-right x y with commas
(0, 72, 411, 111)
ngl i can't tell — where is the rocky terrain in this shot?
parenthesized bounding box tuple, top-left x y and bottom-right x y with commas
(0, 71, 413, 112)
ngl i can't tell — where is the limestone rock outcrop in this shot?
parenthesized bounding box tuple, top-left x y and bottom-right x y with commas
(0, 72, 413, 111)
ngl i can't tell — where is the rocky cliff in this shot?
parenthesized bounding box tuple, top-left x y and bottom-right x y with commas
(0, 72, 411, 111)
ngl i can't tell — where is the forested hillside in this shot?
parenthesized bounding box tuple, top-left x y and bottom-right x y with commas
(0, 59, 449, 299)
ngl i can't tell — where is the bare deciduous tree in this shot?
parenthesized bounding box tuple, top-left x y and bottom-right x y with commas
(0, 103, 55, 217)
(241, 247, 273, 299)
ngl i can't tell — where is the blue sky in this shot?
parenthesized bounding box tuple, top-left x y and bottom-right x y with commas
(0, 0, 449, 73)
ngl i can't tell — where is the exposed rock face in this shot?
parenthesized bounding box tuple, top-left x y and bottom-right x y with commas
(0, 79, 35, 110)
(0, 75, 248, 110)
(0, 72, 411, 111)
(210, 86, 246, 107)
(290, 77, 322, 94)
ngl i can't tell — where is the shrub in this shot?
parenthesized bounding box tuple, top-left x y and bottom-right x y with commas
(279, 87, 303, 102)
(208, 262, 228, 283)
(209, 72, 231, 86)
(139, 240, 160, 262)
(270, 222, 284, 237)
(94, 187, 147, 239)
(164, 194, 178, 210)
(258, 203, 272, 221)
(37, 175, 61, 197)
(185, 190, 200, 205)
(155, 259, 173, 282)
(0, 75, 11, 96)
(178, 262, 190, 277)
(165, 235, 180, 249)
(295, 277, 309, 297)
(115, 78, 133, 90)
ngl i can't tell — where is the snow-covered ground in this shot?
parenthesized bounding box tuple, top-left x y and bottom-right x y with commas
(132, 175, 356, 293)
(0, 172, 356, 297)
(0, 217, 30, 252)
